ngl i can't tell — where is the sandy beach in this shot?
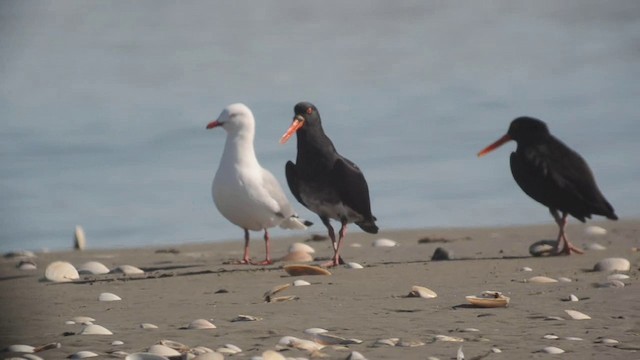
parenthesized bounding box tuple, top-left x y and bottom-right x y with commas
(1, 220, 639, 359)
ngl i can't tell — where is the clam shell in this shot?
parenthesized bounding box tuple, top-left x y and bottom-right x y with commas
(527, 276, 558, 283)
(33, 342, 60, 352)
(74, 225, 87, 250)
(607, 273, 630, 281)
(72, 316, 96, 323)
(288, 243, 316, 254)
(565, 309, 591, 320)
(347, 351, 368, 360)
(79, 324, 113, 335)
(263, 283, 292, 299)
(231, 314, 262, 322)
(373, 338, 399, 347)
(268, 295, 298, 303)
(125, 354, 171, 360)
(540, 346, 565, 354)
(187, 319, 216, 329)
(18, 260, 37, 271)
(70, 351, 99, 358)
(23, 354, 45, 360)
(408, 285, 437, 299)
(543, 334, 559, 340)
(313, 333, 362, 345)
(193, 353, 224, 360)
(293, 279, 311, 286)
(223, 344, 242, 353)
(397, 339, 425, 347)
(346, 262, 364, 269)
(44, 261, 79, 282)
(434, 335, 464, 342)
(373, 238, 398, 247)
(281, 251, 313, 263)
(7, 344, 35, 353)
(262, 350, 286, 360)
(98, 292, 122, 302)
(191, 346, 215, 355)
(585, 225, 607, 236)
(111, 265, 145, 275)
(77, 261, 110, 275)
(529, 239, 556, 257)
(569, 294, 579, 302)
(112, 340, 124, 346)
(140, 323, 158, 329)
(596, 338, 619, 344)
(594, 258, 630, 272)
(557, 277, 572, 283)
(158, 339, 188, 352)
(304, 327, 329, 335)
(147, 345, 180, 356)
(283, 264, 331, 276)
(465, 291, 509, 308)
(585, 243, 607, 251)
(520, 266, 533, 272)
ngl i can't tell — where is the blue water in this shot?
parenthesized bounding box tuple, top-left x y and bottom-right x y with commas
(1, 1, 639, 252)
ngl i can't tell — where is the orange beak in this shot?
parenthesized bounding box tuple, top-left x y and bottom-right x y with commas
(279, 118, 304, 144)
(206, 120, 221, 129)
(477, 134, 512, 157)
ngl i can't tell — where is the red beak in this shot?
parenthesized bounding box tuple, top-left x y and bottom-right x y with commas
(477, 134, 512, 157)
(279, 118, 304, 144)
(206, 120, 221, 129)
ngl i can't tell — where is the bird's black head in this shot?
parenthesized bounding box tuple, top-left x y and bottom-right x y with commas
(280, 101, 321, 144)
(507, 116, 550, 143)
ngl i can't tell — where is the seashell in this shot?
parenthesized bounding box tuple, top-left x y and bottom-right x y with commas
(74, 225, 87, 250)
(585, 225, 607, 236)
(529, 239, 556, 257)
(564, 337, 583, 341)
(4, 250, 36, 258)
(231, 314, 262, 322)
(372, 238, 398, 247)
(607, 273, 630, 281)
(17, 260, 37, 271)
(187, 319, 216, 329)
(347, 351, 368, 360)
(22, 355, 45, 360)
(193, 353, 224, 360)
(544, 316, 565, 321)
(98, 292, 122, 302)
(457, 346, 464, 360)
(594, 258, 630, 272)
(111, 351, 129, 358)
(281, 251, 313, 263)
(491, 347, 502, 353)
(557, 277, 572, 283)
(397, 339, 425, 347)
(313, 333, 362, 345)
(278, 336, 322, 352)
(191, 346, 215, 355)
(408, 285, 438, 299)
(262, 350, 286, 360)
(65, 320, 76, 325)
(435, 335, 464, 342)
(216, 347, 238, 355)
(125, 354, 171, 360)
(112, 340, 124, 346)
(268, 295, 298, 303)
(373, 338, 399, 347)
(569, 294, 579, 302)
(283, 264, 331, 276)
(465, 291, 509, 308)
(459, 328, 479, 332)
(346, 262, 364, 269)
(543, 334, 559, 340)
(111, 265, 145, 275)
(72, 316, 96, 324)
(527, 276, 558, 283)
(540, 346, 564, 354)
(350, 243, 362, 248)
(140, 323, 158, 329)
(148, 345, 180, 356)
(223, 344, 242, 353)
(79, 324, 113, 335)
(288, 242, 316, 254)
(44, 261, 79, 282)
(601, 279, 625, 288)
(595, 338, 619, 344)
(33, 342, 60, 352)
(293, 279, 311, 286)
(565, 309, 591, 320)
(304, 327, 329, 335)
(264, 283, 292, 300)
(520, 266, 533, 272)
(70, 350, 99, 358)
(7, 344, 35, 353)
(77, 261, 110, 275)
(585, 243, 607, 251)
(158, 339, 188, 352)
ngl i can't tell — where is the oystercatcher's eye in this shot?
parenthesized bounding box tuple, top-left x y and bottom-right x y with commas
(306, 107, 313, 115)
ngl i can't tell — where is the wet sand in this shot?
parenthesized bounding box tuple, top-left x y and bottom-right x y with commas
(1, 220, 639, 359)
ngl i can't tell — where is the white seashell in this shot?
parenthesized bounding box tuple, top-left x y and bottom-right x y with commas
(457, 346, 464, 360)
(435, 335, 464, 342)
(569, 294, 579, 302)
(98, 292, 122, 302)
(540, 346, 564, 354)
(281, 251, 313, 263)
(264, 283, 292, 299)
(313, 333, 362, 345)
(491, 347, 502, 353)
(596, 338, 619, 344)
(112, 340, 124, 346)
(585, 243, 607, 251)
(465, 291, 509, 308)
(187, 319, 216, 329)
(288, 243, 315, 254)
(346, 262, 364, 269)
(347, 351, 368, 360)
(193, 353, 224, 360)
(373, 238, 398, 247)
(223, 344, 242, 353)
(544, 316, 565, 321)
(601, 279, 626, 288)
(520, 266, 533, 272)
(158, 339, 189, 352)
(293, 279, 311, 286)
(527, 276, 558, 283)
(111, 265, 145, 275)
(18, 260, 37, 271)
(350, 243, 362, 248)
(70, 351, 99, 358)
(594, 258, 630, 272)
(111, 351, 129, 358)
(21, 354, 45, 360)
(607, 273, 630, 281)
(216, 347, 237, 355)
(125, 354, 171, 360)
(79, 324, 113, 335)
(77, 261, 110, 275)
(585, 225, 607, 236)
(148, 345, 180, 356)
(65, 320, 76, 325)
(408, 285, 438, 299)
(287, 338, 323, 352)
(373, 338, 399, 347)
(529, 239, 556, 257)
(543, 334, 559, 340)
(231, 314, 262, 322)
(564, 337, 584, 341)
(262, 350, 286, 360)
(74, 225, 87, 250)
(72, 316, 96, 323)
(304, 327, 329, 335)
(459, 328, 479, 332)
(140, 323, 158, 329)
(7, 344, 35, 353)
(565, 309, 591, 320)
(398, 339, 425, 347)
(557, 277, 572, 283)
(44, 261, 79, 282)
(4, 250, 36, 258)
(191, 346, 215, 355)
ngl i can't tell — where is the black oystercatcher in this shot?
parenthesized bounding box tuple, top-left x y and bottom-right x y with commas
(478, 116, 618, 255)
(208, 103, 311, 265)
(280, 102, 378, 267)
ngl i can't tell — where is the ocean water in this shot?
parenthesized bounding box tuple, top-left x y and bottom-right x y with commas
(1, 1, 639, 252)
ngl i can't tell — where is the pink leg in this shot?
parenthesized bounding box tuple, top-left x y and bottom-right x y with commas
(236, 229, 251, 264)
(332, 221, 348, 266)
(321, 217, 340, 267)
(551, 210, 583, 255)
(254, 229, 273, 265)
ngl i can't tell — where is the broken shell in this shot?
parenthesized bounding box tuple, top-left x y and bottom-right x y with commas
(79, 324, 113, 335)
(520, 266, 533, 272)
(465, 291, 509, 308)
(543, 334, 559, 340)
(191, 346, 215, 355)
(231, 314, 262, 322)
(408, 285, 437, 299)
(283, 264, 331, 276)
(44, 261, 79, 282)
(527, 276, 558, 283)
(7, 344, 35, 353)
(373, 338, 399, 347)
(281, 251, 313, 263)
(594, 258, 630, 272)
(263, 283, 292, 299)
(77, 261, 110, 275)
(568, 294, 579, 302)
(529, 239, 556, 257)
(313, 333, 362, 345)
(540, 346, 564, 354)
(187, 319, 216, 329)
(293, 279, 311, 286)
(140, 323, 158, 329)
(98, 292, 122, 302)
(74, 225, 87, 250)
(601, 279, 625, 288)
(304, 327, 329, 335)
(565, 309, 591, 320)
(557, 277, 572, 283)
(70, 351, 99, 358)
(268, 295, 299, 303)
(346, 262, 364, 269)
(112, 340, 124, 346)
(288, 243, 316, 254)
(158, 339, 189, 352)
(111, 265, 145, 275)
(33, 342, 60, 352)
(148, 344, 180, 357)
(585, 225, 607, 236)
(373, 238, 398, 247)
(397, 339, 425, 347)
(564, 337, 584, 341)
(434, 335, 464, 342)
(223, 344, 242, 353)
(595, 338, 619, 344)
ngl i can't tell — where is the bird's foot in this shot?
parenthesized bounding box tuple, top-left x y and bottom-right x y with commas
(253, 259, 274, 266)
(555, 243, 584, 255)
(232, 258, 253, 265)
(320, 255, 345, 268)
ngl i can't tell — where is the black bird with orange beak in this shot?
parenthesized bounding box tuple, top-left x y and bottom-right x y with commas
(478, 116, 618, 255)
(280, 102, 378, 267)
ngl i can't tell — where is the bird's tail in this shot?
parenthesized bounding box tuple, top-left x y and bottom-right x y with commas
(280, 215, 313, 230)
(356, 218, 379, 234)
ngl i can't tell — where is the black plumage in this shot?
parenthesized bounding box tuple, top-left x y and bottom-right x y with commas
(280, 102, 378, 266)
(478, 116, 617, 255)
